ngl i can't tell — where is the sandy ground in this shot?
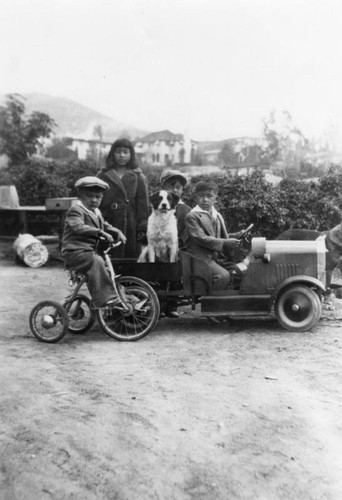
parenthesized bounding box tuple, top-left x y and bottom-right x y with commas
(1, 239, 342, 500)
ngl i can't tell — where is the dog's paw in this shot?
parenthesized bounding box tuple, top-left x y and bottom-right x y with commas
(137, 246, 148, 263)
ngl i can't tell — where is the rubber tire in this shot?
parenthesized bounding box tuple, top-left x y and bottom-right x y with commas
(96, 276, 160, 341)
(29, 300, 69, 343)
(274, 285, 322, 332)
(63, 294, 95, 334)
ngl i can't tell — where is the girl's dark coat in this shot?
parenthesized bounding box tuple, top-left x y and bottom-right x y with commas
(97, 168, 149, 258)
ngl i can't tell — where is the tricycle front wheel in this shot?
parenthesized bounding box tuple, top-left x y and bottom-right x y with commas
(274, 285, 322, 332)
(96, 276, 160, 341)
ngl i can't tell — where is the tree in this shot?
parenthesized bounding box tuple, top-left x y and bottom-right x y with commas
(178, 147, 185, 165)
(261, 111, 280, 162)
(218, 142, 236, 166)
(45, 138, 77, 160)
(261, 110, 307, 176)
(93, 125, 103, 142)
(192, 149, 204, 166)
(0, 94, 55, 165)
(86, 143, 106, 168)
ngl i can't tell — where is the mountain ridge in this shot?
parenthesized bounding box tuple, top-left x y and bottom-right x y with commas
(0, 92, 150, 143)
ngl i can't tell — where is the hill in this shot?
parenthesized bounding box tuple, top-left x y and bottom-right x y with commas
(0, 93, 149, 142)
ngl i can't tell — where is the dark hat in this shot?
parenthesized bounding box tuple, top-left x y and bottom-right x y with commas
(75, 176, 109, 191)
(160, 169, 187, 187)
(194, 180, 219, 194)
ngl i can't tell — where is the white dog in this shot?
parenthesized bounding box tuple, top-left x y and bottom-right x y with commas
(138, 190, 179, 263)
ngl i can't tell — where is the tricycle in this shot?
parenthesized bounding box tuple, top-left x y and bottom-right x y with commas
(29, 242, 160, 343)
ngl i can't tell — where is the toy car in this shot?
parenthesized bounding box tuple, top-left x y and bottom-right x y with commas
(112, 236, 326, 332)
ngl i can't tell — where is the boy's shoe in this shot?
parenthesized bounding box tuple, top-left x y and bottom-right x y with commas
(104, 297, 122, 308)
(165, 310, 179, 318)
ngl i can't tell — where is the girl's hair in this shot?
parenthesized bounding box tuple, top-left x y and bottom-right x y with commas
(105, 138, 137, 171)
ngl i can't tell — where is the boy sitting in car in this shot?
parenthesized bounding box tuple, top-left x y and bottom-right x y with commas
(185, 180, 246, 290)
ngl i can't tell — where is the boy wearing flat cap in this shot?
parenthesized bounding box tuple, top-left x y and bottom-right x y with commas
(160, 169, 191, 250)
(61, 176, 127, 308)
(185, 180, 246, 290)
(160, 169, 191, 318)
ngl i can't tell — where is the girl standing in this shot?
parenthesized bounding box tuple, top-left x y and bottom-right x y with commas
(97, 138, 149, 259)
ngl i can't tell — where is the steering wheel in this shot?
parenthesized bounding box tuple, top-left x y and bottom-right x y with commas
(239, 223, 254, 244)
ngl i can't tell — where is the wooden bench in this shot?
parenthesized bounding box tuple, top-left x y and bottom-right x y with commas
(0, 186, 76, 244)
(0, 205, 48, 234)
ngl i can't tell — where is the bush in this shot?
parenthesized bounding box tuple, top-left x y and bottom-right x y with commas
(278, 178, 319, 230)
(0, 156, 99, 205)
(183, 170, 287, 238)
(2, 158, 342, 239)
(140, 164, 161, 193)
(278, 167, 342, 233)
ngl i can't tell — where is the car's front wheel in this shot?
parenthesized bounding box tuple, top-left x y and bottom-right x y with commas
(274, 285, 322, 332)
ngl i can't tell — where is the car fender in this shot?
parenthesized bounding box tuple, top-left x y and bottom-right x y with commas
(271, 275, 326, 304)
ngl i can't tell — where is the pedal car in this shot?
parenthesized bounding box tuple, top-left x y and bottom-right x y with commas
(112, 236, 326, 332)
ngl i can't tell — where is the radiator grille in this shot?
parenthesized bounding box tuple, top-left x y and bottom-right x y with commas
(275, 264, 298, 281)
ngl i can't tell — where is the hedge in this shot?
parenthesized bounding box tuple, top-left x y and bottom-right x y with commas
(1, 158, 341, 239)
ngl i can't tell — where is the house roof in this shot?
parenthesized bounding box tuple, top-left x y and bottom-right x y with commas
(64, 136, 112, 146)
(204, 149, 221, 155)
(138, 130, 184, 143)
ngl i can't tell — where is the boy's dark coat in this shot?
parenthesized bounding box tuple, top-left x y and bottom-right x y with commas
(61, 202, 104, 272)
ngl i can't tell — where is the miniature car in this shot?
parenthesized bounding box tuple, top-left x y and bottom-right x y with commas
(112, 236, 326, 332)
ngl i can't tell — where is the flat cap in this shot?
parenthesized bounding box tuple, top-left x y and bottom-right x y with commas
(160, 169, 187, 187)
(74, 176, 109, 191)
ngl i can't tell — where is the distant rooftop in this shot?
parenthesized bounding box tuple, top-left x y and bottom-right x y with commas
(138, 130, 184, 143)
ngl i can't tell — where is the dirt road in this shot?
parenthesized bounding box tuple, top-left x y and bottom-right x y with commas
(1, 240, 342, 499)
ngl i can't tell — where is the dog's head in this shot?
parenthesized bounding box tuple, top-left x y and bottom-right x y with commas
(150, 190, 179, 212)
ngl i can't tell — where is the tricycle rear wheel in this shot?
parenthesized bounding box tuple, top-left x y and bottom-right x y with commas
(29, 300, 69, 342)
(274, 285, 321, 332)
(63, 294, 95, 334)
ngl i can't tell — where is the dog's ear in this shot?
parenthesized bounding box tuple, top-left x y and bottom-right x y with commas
(149, 191, 161, 207)
(169, 192, 180, 209)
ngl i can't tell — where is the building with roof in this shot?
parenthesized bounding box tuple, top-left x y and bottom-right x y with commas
(64, 137, 112, 160)
(134, 130, 198, 166)
(202, 149, 222, 165)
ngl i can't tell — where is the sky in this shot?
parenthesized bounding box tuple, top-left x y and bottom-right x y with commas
(1, 0, 342, 145)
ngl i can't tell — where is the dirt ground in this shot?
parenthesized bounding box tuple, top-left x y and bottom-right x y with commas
(1, 238, 342, 500)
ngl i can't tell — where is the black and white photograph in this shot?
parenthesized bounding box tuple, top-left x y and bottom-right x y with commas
(1, 0, 342, 498)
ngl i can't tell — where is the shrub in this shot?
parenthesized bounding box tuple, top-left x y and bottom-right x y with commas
(278, 178, 320, 230)
(3, 158, 342, 239)
(0, 157, 99, 205)
(183, 170, 287, 238)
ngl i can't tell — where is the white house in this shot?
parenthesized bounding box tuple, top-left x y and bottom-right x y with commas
(64, 137, 112, 160)
(134, 130, 198, 166)
(203, 149, 221, 165)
